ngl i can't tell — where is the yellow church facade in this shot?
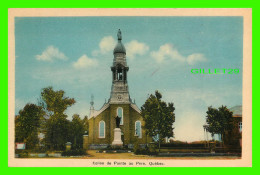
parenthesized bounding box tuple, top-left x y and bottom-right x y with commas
(83, 30, 152, 149)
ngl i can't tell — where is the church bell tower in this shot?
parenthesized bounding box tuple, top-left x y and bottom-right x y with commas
(109, 29, 131, 104)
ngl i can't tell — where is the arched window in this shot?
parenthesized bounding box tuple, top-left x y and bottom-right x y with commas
(99, 121, 105, 138)
(135, 121, 142, 138)
(117, 107, 123, 125)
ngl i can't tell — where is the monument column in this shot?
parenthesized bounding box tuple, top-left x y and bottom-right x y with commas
(112, 116, 123, 147)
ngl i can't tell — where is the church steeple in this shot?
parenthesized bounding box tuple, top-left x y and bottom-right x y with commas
(89, 94, 95, 117)
(109, 29, 131, 104)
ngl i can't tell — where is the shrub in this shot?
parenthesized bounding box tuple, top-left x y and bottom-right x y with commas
(100, 145, 129, 151)
(15, 150, 29, 158)
(160, 143, 205, 148)
(61, 149, 87, 157)
(134, 145, 157, 155)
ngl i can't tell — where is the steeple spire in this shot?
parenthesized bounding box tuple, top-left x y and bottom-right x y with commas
(90, 94, 94, 106)
(90, 94, 95, 116)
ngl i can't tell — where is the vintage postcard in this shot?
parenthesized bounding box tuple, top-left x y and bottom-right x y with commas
(8, 8, 252, 167)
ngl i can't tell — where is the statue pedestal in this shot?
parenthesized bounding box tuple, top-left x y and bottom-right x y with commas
(112, 128, 123, 146)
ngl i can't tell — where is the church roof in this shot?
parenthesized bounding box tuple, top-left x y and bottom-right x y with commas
(89, 103, 110, 119)
(131, 103, 141, 113)
(88, 102, 141, 119)
(113, 29, 126, 54)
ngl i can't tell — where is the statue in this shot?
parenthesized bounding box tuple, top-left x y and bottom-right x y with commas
(112, 115, 123, 146)
(117, 29, 122, 40)
(115, 115, 121, 128)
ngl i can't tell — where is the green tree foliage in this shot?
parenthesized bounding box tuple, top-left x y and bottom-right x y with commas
(15, 103, 44, 149)
(45, 114, 70, 150)
(141, 90, 175, 150)
(223, 118, 241, 148)
(82, 115, 89, 134)
(206, 105, 233, 144)
(40, 86, 76, 115)
(40, 87, 76, 150)
(68, 114, 86, 149)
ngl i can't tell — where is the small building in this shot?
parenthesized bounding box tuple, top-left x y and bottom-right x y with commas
(83, 30, 152, 149)
(203, 105, 242, 150)
(229, 105, 242, 147)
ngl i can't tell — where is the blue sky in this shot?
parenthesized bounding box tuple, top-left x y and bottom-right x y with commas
(15, 17, 243, 141)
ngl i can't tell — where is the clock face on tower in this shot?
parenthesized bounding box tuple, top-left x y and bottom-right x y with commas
(117, 94, 123, 101)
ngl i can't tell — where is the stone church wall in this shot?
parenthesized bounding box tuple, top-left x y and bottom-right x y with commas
(88, 107, 111, 145)
(85, 104, 152, 149)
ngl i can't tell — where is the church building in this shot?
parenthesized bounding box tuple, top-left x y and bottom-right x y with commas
(83, 30, 152, 149)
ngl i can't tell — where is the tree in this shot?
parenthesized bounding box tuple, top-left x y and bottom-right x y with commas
(68, 114, 85, 149)
(15, 103, 44, 149)
(82, 115, 89, 134)
(223, 118, 241, 148)
(39, 87, 76, 150)
(141, 90, 175, 151)
(39, 86, 76, 116)
(206, 105, 233, 145)
(205, 106, 220, 138)
(44, 114, 70, 150)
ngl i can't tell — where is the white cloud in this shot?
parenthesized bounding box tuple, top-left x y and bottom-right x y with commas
(92, 36, 117, 56)
(187, 53, 207, 65)
(73, 54, 98, 69)
(150, 44, 186, 63)
(151, 43, 207, 65)
(125, 40, 149, 59)
(92, 36, 149, 59)
(36, 45, 68, 62)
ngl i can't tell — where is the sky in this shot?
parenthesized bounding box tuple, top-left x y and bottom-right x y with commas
(15, 17, 243, 142)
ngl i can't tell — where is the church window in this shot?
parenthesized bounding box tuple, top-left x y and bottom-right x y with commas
(135, 121, 142, 138)
(239, 122, 242, 132)
(117, 107, 123, 125)
(99, 121, 105, 138)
